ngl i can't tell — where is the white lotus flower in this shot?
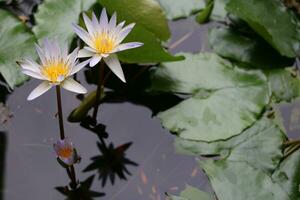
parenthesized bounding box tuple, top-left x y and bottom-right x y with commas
(54, 138, 77, 166)
(73, 8, 143, 83)
(18, 39, 89, 101)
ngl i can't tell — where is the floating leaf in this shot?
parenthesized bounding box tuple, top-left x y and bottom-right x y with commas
(209, 27, 294, 68)
(0, 9, 36, 88)
(118, 26, 184, 63)
(226, 0, 300, 58)
(170, 185, 214, 200)
(265, 68, 300, 102)
(176, 118, 285, 173)
(272, 150, 300, 199)
(151, 53, 269, 142)
(156, 0, 205, 20)
(100, 0, 170, 41)
(33, 0, 96, 45)
(99, 0, 182, 63)
(200, 159, 291, 200)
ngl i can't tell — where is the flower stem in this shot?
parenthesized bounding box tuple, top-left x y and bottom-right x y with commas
(56, 85, 65, 140)
(92, 61, 105, 121)
(56, 85, 78, 189)
(69, 165, 77, 189)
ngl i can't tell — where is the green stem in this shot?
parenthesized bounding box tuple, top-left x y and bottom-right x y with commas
(92, 61, 105, 121)
(56, 85, 78, 189)
(56, 85, 65, 140)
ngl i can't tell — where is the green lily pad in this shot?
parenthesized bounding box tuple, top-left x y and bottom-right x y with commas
(118, 25, 184, 63)
(33, 0, 96, 45)
(209, 27, 294, 68)
(272, 150, 300, 199)
(0, 9, 36, 88)
(226, 0, 300, 58)
(100, 0, 170, 41)
(156, 0, 205, 20)
(265, 68, 300, 102)
(170, 185, 214, 200)
(150, 53, 269, 142)
(200, 159, 291, 200)
(176, 118, 285, 173)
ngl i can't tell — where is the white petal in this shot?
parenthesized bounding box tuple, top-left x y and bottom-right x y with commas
(101, 53, 110, 58)
(83, 13, 95, 35)
(72, 23, 93, 47)
(103, 54, 125, 83)
(112, 42, 143, 53)
(77, 48, 94, 58)
(35, 43, 47, 65)
(108, 12, 117, 31)
(84, 46, 97, 53)
(89, 55, 102, 67)
(99, 8, 109, 31)
(18, 59, 40, 73)
(67, 47, 79, 66)
(27, 81, 52, 101)
(70, 59, 90, 75)
(21, 69, 44, 80)
(92, 12, 101, 31)
(116, 23, 135, 43)
(61, 78, 87, 94)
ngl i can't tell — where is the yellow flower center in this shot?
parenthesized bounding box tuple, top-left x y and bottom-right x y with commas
(93, 33, 116, 54)
(41, 61, 69, 83)
(57, 146, 73, 159)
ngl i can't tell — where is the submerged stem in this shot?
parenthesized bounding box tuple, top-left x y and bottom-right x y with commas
(56, 85, 65, 140)
(92, 61, 105, 121)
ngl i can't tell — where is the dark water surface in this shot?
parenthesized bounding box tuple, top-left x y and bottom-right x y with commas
(1, 19, 215, 200)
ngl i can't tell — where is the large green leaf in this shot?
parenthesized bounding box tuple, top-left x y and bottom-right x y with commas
(200, 160, 291, 200)
(33, 0, 96, 45)
(265, 68, 300, 102)
(272, 151, 300, 199)
(209, 27, 294, 68)
(226, 0, 300, 58)
(99, 0, 170, 41)
(0, 9, 36, 88)
(99, 0, 182, 63)
(170, 185, 214, 200)
(156, 0, 205, 20)
(175, 118, 285, 173)
(118, 26, 184, 63)
(151, 53, 269, 142)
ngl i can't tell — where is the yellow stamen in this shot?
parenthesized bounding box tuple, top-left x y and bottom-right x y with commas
(57, 146, 73, 159)
(41, 61, 69, 83)
(93, 33, 116, 54)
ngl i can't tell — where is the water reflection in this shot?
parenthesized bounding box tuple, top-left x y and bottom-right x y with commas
(0, 132, 6, 200)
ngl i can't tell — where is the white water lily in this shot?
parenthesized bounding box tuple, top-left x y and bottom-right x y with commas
(18, 39, 89, 101)
(73, 8, 143, 83)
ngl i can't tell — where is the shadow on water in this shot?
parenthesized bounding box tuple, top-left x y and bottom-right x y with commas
(0, 132, 7, 200)
(56, 175, 104, 200)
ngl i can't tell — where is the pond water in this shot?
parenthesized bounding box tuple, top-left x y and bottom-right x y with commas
(0, 18, 215, 200)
